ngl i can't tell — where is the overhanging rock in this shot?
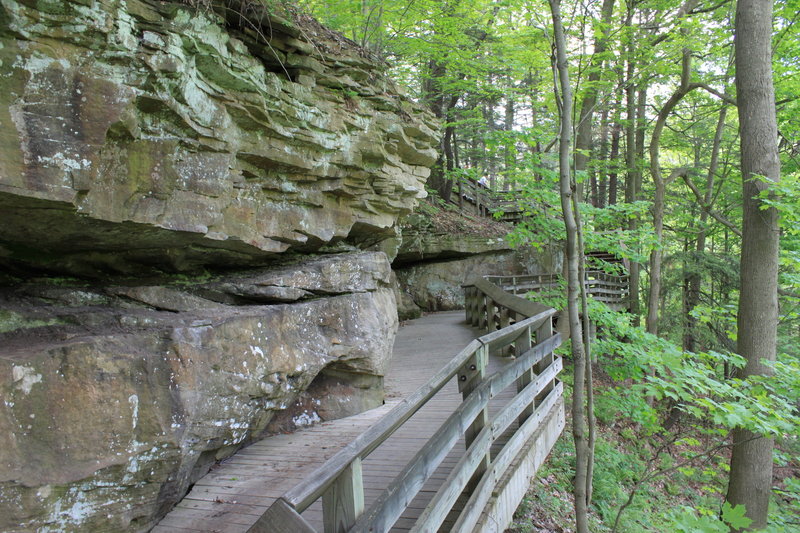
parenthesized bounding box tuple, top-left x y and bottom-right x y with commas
(0, 0, 439, 276)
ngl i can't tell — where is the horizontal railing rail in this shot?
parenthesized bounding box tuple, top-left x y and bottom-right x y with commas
(251, 277, 563, 533)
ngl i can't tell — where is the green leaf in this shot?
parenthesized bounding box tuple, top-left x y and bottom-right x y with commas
(721, 502, 753, 530)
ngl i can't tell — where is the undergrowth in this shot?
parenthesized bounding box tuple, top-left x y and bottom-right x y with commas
(508, 357, 800, 533)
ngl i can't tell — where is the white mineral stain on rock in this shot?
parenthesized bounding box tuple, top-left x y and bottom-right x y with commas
(12, 365, 42, 394)
(128, 394, 139, 429)
(292, 410, 321, 427)
(249, 345, 264, 358)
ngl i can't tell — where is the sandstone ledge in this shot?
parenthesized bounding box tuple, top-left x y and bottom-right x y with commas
(0, 0, 439, 277)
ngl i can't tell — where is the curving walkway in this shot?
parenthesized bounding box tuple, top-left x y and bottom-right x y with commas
(154, 311, 515, 532)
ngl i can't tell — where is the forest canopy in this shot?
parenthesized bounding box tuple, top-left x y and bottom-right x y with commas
(300, 1, 800, 531)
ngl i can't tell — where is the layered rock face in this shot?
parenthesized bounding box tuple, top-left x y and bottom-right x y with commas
(0, 0, 438, 276)
(0, 1, 437, 530)
(0, 252, 398, 531)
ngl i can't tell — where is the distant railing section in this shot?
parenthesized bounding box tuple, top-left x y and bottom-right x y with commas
(483, 270, 630, 310)
(454, 179, 524, 223)
(251, 277, 563, 533)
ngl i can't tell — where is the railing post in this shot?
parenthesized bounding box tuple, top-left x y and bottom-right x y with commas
(515, 324, 534, 424)
(469, 289, 482, 328)
(322, 458, 365, 533)
(498, 307, 510, 347)
(484, 299, 495, 332)
(458, 343, 490, 487)
(534, 315, 555, 406)
(465, 286, 474, 324)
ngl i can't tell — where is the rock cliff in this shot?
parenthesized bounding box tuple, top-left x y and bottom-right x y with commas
(0, 0, 438, 277)
(0, 252, 397, 531)
(392, 203, 562, 319)
(0, 1, 437, 530)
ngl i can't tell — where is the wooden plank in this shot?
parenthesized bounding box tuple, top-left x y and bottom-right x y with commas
(349, 386, 492, 532)
(535, 318, 555, 404)
(411, 362, 562, 532)
(156, 508, 256, 526)
(451, 383, 564, 533)
(515, 325, 534, 424)
(410, 425, 493, 533)
(458, 344, 490, 489)
(488, 334, 562, 397)
(172, 499, 268, 515)
(478, 311, 556, 352)
(492, 359, 562, 439)
(473, 396, 566, 533)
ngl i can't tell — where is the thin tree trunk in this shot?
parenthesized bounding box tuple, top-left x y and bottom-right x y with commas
(596, 106, 611, 208)
(575, 0, 616, 199)
(548, 2, 589, 532)
(504, 91, 515, 191)
(624, 7, 641, 320)
(485, 92, 498, 190)
(726, 2, 780, 528)
(647, 47, 693, 337)
(441, 123, 456, 202)
(684, 105, 728, 351)
(575, 189, 596, 507)
(608, 119, 621, 206)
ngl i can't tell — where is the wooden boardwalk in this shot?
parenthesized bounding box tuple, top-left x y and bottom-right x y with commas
(153, 311, 520, 533)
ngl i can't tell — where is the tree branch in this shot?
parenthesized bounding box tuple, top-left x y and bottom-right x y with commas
(680, 173, 743, 237)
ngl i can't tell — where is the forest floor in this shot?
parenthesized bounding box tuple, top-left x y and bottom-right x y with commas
(402, 196, 512, 238)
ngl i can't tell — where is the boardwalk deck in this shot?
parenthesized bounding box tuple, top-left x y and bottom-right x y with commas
(153, 311, 523, 533)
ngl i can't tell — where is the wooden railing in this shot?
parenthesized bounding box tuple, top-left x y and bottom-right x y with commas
(454, 180, 524, 223)
(484, 270, 630, 310)
(250, 277, 563, 533)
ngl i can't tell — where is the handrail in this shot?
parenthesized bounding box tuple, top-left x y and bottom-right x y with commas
(482, 270, 630, 308)
(281, 337, 483, 510)
(250, 276, 563, 533)
(452, 179, 524, 222)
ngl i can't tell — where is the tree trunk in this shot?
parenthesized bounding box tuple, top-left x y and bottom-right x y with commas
(441, 124, 456, 201)
(504, 91, 515, 191)
(608, 117, 621, 206)
(684, 105, 728, 352)
(596, 106, 611, 208)
(726, 2, 780, 529)
(548, 2, 589, 532)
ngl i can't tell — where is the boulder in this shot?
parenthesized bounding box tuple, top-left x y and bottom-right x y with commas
(0, 252, 398, 531)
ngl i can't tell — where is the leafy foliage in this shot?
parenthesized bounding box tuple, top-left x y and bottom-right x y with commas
(300, 0, 800, 530)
